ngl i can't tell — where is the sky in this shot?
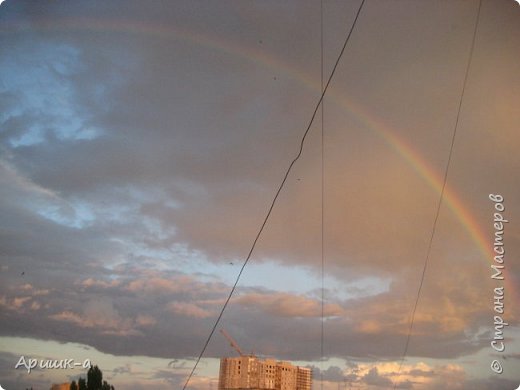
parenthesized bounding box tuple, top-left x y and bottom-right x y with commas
(1, 0, 520, 389)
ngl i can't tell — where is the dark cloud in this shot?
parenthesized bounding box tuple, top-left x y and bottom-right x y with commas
(153, 369, 186, 387)
(0, 265, 495, 364)
(312, 366, 346, 383)
(362, 367, 392, 387)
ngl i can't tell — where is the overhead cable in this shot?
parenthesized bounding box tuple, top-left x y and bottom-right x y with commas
(393, 1, 482, 388)
(181, 1, 366, 389)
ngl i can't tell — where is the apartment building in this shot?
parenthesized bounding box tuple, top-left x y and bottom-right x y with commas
(296, 367, 312, 390)
(218, 356, 312, 390)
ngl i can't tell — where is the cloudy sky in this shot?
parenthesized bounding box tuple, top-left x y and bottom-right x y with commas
(1, 0, 520, 389)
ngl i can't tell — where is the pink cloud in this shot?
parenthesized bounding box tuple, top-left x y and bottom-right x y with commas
(234, 292, 345, 318)
(48, 300, 144, 336)
(79, 278, 121, 289)
(168, 301, 214, 318)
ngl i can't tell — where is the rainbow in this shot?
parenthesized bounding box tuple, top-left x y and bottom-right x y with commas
(5, 14, 516, 299)
(337, 95, 518, 301)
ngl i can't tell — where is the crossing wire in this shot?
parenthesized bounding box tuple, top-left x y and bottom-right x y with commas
(393, 0, 483, 388)
(181, 1, 366, 389)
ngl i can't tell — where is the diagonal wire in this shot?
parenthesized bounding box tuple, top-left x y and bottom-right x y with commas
(320, 1, 325, 390)
(181, 1, 366, 389)
(393, 1, 482, 388)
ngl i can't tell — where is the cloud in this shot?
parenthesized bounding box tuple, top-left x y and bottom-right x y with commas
(234, 292, 344, 318)
(0, 294, 41, 313)
(312, 366, 346, 383)
(0, 261, 495, 362)
(168, 302, 214, 319)
(423, 364, 466, 390)
(126, 276, 195, 294)
(135, 315, 157, 327)
(79, 278, 121, 289)
(49, 300, 139, 336)
(152, 369, 190, 388)
(49, 310, 85, 326)
(363, 367, 393, 387)
(308, 362, 474, 390)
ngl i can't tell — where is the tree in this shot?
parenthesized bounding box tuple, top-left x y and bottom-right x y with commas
(78, 377, 87, 390)
(74, 365, 114, 390)
(87, 365, 103, 390)
(101, 380, 114, 390)
(70, 381, 78, 390)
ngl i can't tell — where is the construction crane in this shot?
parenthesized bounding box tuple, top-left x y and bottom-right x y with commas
(220, 329, 244, 356)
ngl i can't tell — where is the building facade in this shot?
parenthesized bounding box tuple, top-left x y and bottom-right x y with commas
(296, 367, 312, 390)
(218, 357, 312, 390)
(50, 383, 70, 390)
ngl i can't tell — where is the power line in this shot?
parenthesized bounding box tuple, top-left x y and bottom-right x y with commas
(393, 1, 482, 388)
(320, 1, 325, 390)
(181, 1, 366, 389)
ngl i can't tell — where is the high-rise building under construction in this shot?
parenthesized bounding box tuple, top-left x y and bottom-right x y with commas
(218, 356, 312, 390)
